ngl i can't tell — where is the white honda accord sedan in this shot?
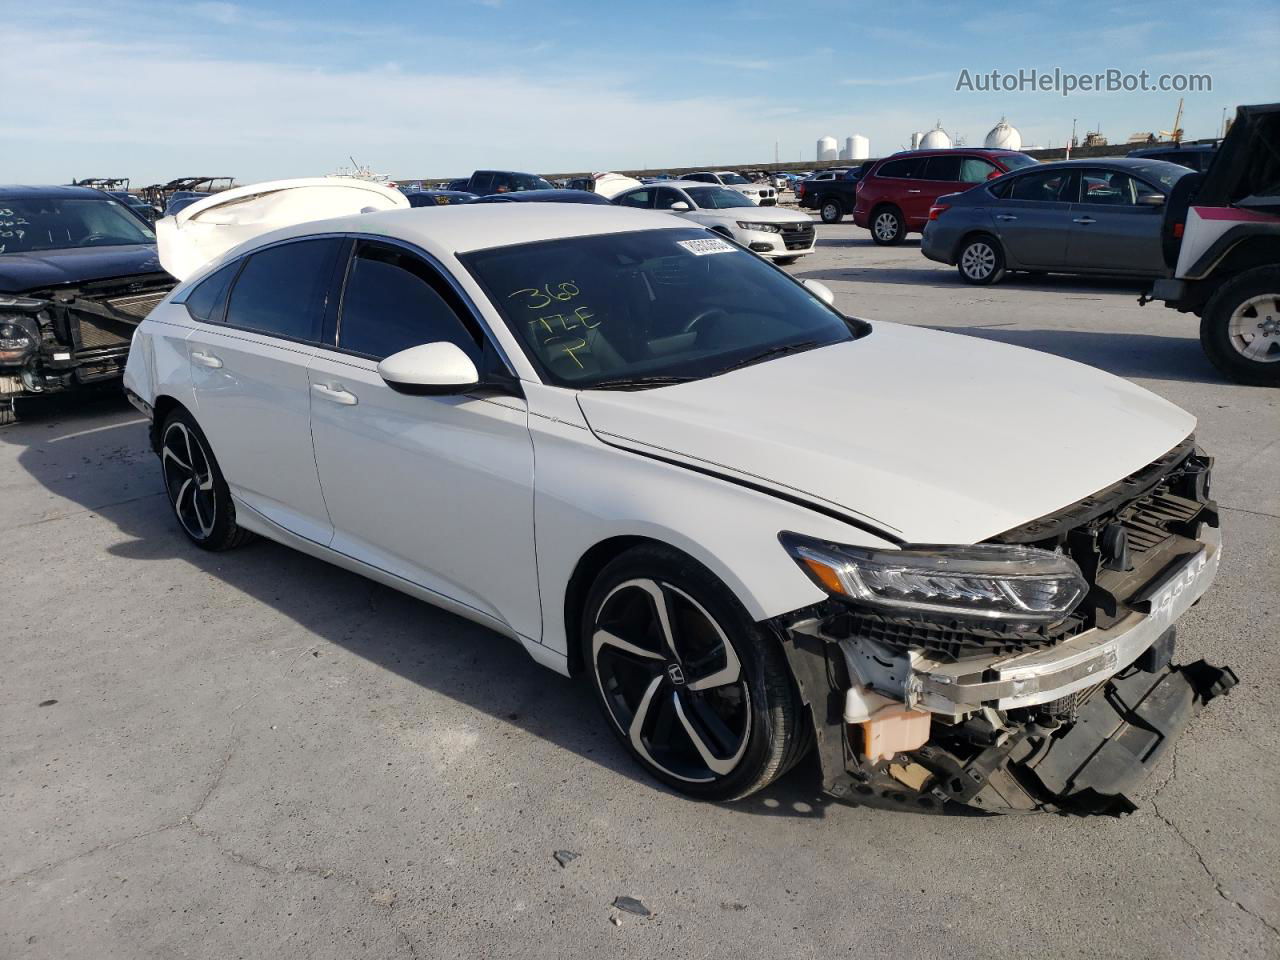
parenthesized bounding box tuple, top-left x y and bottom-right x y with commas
(125, 179, 1234, 814)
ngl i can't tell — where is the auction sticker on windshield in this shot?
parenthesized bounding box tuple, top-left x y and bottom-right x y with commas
(678, 238, 736, 256)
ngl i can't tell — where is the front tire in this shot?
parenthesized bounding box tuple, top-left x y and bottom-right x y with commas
(582, 545, 808, 801)
(957, 234, 1006, 285)
(820, 201, 843, 224)
(773, 256, 800, 266)
(160, 409, 254, 551)
(870, 206, 905, 245)
(1199, 267, 1280, 386)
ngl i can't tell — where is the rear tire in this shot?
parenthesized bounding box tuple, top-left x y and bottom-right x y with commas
(159, 409, 255, 551)
(820, 201, 843, 224)
(957, 234, 1006, 285)
(0, 399, 15, 426)
(870, 206, 905, 245)
(582, 544, 808, 801)
(1199, 267, 1280, 386)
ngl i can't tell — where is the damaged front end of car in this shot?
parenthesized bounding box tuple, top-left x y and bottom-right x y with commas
(773, 437, 1237, 816)
(0, 275, 172, 407)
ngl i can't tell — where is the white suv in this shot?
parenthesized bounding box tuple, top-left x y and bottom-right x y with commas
(683, 171, 777, 205)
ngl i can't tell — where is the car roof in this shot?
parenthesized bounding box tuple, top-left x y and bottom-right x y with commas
(246, 203, 693, 258)
(0, 184, 120, 200)
(475, 189, 612, 204)
(880, 148, 1026, 160)
(1003, 156, 1192, 173)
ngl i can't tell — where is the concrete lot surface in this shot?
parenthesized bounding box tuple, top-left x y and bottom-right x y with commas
(3, 225, 1278, 959)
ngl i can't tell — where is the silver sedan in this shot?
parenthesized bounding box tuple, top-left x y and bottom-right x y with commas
(921, 158, 1191, 284)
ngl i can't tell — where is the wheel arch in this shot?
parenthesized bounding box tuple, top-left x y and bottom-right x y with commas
(562, 534, 673, 675)
(954, 228, 1004, 264)
(149, 394, 190, 453)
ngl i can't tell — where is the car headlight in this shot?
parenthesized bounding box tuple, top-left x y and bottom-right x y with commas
(737, 221, 781, 233)
(780, 532, 1087, 627)
(0, 318, 38, 365)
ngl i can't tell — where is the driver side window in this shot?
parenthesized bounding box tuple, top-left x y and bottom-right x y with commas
(337, 241, 481, 361)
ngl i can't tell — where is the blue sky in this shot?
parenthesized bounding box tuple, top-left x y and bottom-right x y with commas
(3, 0, 1275, 183)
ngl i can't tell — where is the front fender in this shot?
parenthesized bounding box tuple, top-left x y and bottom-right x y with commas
(524, 385, 895, 660)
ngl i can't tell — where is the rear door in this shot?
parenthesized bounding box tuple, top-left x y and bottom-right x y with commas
(307, 239, 540, 639)
(987, 168, 1075, 269)
(866, 155, 926, 222)
(186, 236, 345, 543)
(1065, 169, 1167, 274)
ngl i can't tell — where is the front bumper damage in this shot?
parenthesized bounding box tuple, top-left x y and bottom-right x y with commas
(0, 275, 171, 404)
(776, 440, 1238, 815)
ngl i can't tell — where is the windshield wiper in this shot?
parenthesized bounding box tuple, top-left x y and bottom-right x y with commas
(586, 375, 697, 391)
(719, 340, 822, 374)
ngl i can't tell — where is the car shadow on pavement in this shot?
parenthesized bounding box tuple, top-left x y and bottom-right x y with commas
(3, 397, 860, 820)
(929, 325, 1224, 384)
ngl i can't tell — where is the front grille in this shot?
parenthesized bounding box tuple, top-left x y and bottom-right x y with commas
(782, 223, 815, 250)
(106, 291, 166, 319)
(76, 316, 131, 349)
(833, 609, 1086, 662)
(1118, 489, 1203, 558)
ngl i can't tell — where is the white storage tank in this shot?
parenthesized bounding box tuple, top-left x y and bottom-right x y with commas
(984, 118, 1022, 150)
(817, 136, 838, 161)
(919, 123, 952, 149)
(910, 132, 922, 149)
(848, 135, 870, 160)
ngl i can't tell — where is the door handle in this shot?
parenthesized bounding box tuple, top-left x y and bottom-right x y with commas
(311, 383, 358, 406)
(191, 351, 223, 369)
(1073, 216, 1097, 224)
(907, 189, 922, 194)
(995, 214, 1018, 221)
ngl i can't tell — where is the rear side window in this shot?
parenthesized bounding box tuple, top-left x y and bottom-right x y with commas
(224, 238, 342, 342)
(616, 190, 654, 208)
(998, 170, 1071, 202)
(184, 261, 239, 323)
(923, 155, 961, 181)
(337, 241, 480, 361)
(876, 157, 924, 179)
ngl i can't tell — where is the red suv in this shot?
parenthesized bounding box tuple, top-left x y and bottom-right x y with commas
(854, 148, 1037, 245)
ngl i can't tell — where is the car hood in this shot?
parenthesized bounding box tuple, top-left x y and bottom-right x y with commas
(575, 323, 1195, 544)
(0, 244, 163, 293)
(156, 177, 409, 281)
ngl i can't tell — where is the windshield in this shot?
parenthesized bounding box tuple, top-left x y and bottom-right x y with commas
(461, 228, 857, 389)
(686, 187, 756, 210)
(0, 196, 155, 254)
(719, 173, 750, 184)
(1000, 153, 1039, 171)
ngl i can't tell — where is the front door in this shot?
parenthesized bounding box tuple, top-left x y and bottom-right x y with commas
(187, 236, 345, 544)
(1065, 169, 1167, 275)
(307, 239, 541, 640)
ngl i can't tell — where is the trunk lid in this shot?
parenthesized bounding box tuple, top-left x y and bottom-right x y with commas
(156, 177, 410, 281)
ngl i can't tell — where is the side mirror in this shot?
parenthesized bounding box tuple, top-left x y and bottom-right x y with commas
(802, 279, 836, 306)
(1139, 193, 1166, 207)
(377, 342, 479, 395)
(668, 201, 691, 212)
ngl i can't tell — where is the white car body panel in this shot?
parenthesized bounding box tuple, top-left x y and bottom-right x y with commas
(577, 324, 1194, 544)
(590, 172, 644, 198)
(155, 177, 409, 281)
(306, 350, 541, 640)
(124, 194, 1199, 682)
